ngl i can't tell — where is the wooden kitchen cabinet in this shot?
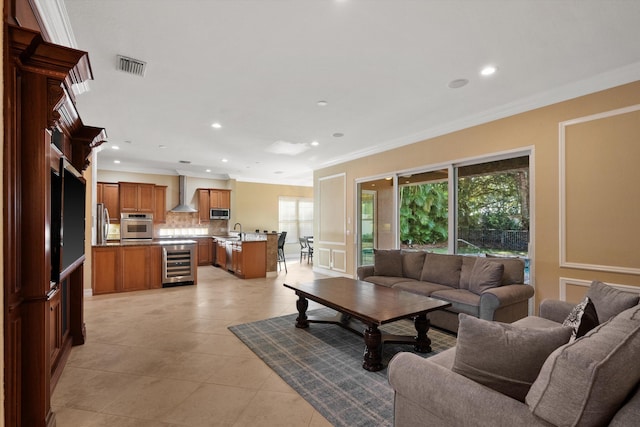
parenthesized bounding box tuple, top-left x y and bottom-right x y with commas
(92, 245, 163, 294)
(92, 246, 120, 294)
(234, 241, 266, 279)
(119, 182, 155, 213)
(149, 246, 163, 289)
(198, 189, 210, 223)
(209, 189, 231, 209)
(154, 185, 167, 223)
(197, 237, 211, 265)
(97, 182, 120, 222)
(215, 238, 227, 267)
(198, 188, 231, 223)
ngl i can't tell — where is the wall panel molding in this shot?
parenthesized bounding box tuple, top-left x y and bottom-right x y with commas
(559, 104, 640, 275)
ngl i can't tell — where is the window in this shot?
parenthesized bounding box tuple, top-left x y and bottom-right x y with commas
(279, 197, 313, 243)
(356, 153, 530, 268)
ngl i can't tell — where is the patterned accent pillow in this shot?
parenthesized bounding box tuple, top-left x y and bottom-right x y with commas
(562, 297, 600, 342)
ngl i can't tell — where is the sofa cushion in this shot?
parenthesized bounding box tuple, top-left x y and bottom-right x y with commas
(586, 280, 640, 323)
(430, 289, 481, 317)
(364, 275, 413, 288)
(485, 254, 525, 285)
(392, 281, 451, 297)
(420, 253, 462, 288)
(526, 305, 640, 427)
(467, 258, 504, 295)
(401, 250, 426, 280)
(458, 256, 477, 290)
(452, 314, 572, 402)
(562, 296, 599, 342)
(373, 249, 403, 277)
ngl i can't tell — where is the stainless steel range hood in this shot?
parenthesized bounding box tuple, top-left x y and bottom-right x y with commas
(171, 175, 197, 213)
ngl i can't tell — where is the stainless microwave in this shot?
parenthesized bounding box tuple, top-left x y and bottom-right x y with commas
(210, 208, 230, 220)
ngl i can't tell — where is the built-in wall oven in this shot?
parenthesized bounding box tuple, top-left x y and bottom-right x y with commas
(120, 213, 153, 241)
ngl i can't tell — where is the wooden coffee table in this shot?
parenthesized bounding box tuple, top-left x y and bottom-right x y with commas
(283, 277, 451, 371)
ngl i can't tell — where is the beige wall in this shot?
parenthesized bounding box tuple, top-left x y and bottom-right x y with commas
(314, 80, 640, 310)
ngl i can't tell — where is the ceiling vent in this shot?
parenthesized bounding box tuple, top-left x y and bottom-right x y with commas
(116, 55, 147, 77)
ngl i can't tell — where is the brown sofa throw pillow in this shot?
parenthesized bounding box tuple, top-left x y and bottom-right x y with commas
(526, 305, 640, 427)
(562, 296, 599, 342)
(420, 253, 462, 288)
(401, 250, 426, 280)
(452, 314, 572, 402)
(373, 249, 403, 277)
(586, 280, 640, 323)
(467, 258, 504, 295)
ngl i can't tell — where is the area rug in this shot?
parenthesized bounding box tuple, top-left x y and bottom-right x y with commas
(228, 308, 456, 427)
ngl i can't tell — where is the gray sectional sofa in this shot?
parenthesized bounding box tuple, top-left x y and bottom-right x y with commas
(357, 250, 534, 332)
(388, 281, 640, 426)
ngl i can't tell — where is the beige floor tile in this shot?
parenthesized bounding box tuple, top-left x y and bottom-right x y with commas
(161, 383, 257, 426)
(232, 390, 316, 427)
(101, 376, 200, 420)
(53, 262, 332, 427)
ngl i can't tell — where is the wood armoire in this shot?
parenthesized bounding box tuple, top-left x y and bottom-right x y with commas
(3, 2, 106, 425)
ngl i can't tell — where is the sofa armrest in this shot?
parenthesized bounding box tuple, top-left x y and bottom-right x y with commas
(539, 299, 574, 323)
(388, 352, 540, 427)
(480, 284, 534, 320)
(356, 265, 374, 280)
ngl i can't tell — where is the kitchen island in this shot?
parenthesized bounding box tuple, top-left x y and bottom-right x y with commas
(213, 233, 271, 279)
(92, 239, 197, 295)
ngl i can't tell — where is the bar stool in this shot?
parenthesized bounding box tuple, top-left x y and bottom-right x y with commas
(277, 231, 287, 273)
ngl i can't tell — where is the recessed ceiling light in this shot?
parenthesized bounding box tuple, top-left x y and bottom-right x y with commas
(124, 140, 132, 144)
(158, 144, 167, 149)
(316, 100, 328, 107)
(114, 160, 121, 164)
(333, 132, 344, 138)
(221, 158, 228, 163)
(211, 122, 222, 129)
(111, 145, 120, 150)
(179, 160, 191, 164)
(480, 65, 498, 76)
(448, 78, 469, 89)
(311, 141, 319, 146)
(385, 177, 392, 181)
(205, 169, 211, 172)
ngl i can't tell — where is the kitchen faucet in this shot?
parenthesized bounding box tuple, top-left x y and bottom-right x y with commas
(233, 223, 243, 237)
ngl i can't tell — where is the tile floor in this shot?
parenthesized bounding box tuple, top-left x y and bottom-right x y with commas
(52, 261, 333, 426)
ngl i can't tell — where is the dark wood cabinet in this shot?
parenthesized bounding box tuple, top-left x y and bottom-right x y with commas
(3, 25, 106, 426)
(215, 238, 227, 267)
(92, 247, 120, 295)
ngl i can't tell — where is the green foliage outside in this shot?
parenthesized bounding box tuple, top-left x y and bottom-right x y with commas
(399, 182, 448, 245)
(399, 170, 529, 249)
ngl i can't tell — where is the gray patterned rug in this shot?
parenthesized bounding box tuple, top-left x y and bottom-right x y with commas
(229, 308, 457, 427)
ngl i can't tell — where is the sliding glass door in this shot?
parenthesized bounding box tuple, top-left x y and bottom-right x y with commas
(355, 153, 530, 273)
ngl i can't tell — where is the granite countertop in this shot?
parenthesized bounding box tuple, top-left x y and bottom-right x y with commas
(93, 239, 197, 247)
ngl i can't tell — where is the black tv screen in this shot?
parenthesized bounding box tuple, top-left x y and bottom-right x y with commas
(61, 161, 86, 273)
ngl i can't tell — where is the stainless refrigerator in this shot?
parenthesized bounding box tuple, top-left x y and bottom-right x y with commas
(96, 203, 110, 244)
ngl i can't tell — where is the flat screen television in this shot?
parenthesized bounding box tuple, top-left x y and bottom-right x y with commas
(51, 158, 86, 282)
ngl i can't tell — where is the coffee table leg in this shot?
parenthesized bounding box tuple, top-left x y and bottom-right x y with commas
(414, 313, 432, 353)
(363, 325, 383, 372)
(295, 295, 309, 328)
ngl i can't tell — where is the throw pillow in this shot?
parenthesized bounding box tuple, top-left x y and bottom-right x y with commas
(562, 297, 600, 342)
(467, 258, 504, 295)
(373, 249, 403, 277)
(452, 313, 573, 402)
(586, 280, 640, 323)
(526, 305, 640, 427)
(401, 250, 426, 280)
(420, 253, 462, 288)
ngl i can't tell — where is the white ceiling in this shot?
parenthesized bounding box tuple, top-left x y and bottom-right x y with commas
(57, 0, 640, 186)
